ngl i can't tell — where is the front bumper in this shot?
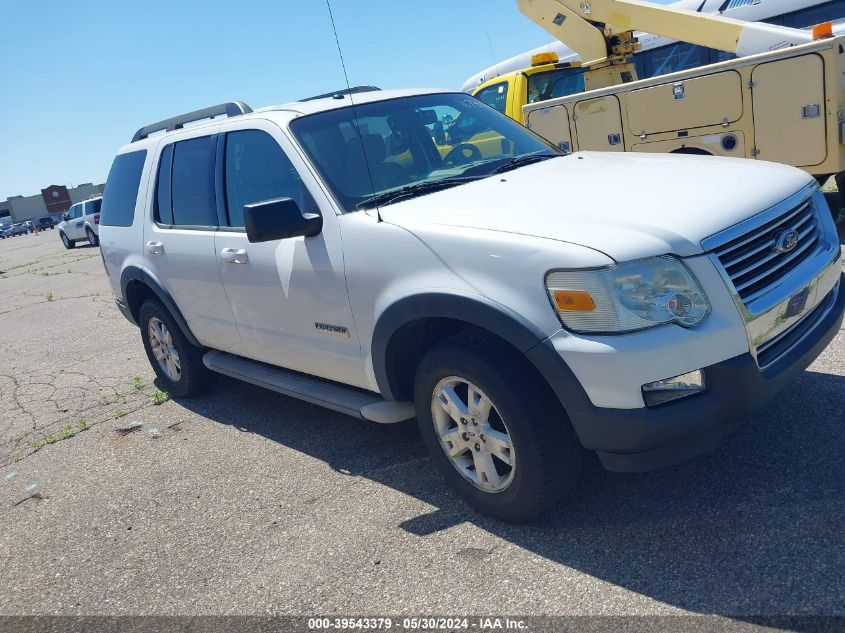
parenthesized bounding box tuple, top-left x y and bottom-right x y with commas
(527, 274, 844, 473)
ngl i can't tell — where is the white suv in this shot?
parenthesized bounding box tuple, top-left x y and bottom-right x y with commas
(59, 197, 102, 248)
(99, 90, 844, 521)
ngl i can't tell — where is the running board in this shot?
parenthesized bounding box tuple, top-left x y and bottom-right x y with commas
(202, 350, 414, 424)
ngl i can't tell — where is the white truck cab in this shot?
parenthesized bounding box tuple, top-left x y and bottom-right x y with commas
(98, 88, 843, 521)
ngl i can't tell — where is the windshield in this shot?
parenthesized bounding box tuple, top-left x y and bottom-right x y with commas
(527, 68, 586, 104)
(290, 92, 559, 212)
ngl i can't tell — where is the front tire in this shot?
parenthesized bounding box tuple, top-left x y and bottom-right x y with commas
(60, 232, 75, 249)
(414, 335, 582, 522)
(139, 299, 217, 398)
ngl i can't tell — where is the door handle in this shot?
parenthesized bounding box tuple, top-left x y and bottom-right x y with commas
(146, 241, 164, 255)
(220, 248, 248, 264)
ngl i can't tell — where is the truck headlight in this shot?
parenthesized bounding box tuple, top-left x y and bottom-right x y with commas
(545, 256, 710, 334)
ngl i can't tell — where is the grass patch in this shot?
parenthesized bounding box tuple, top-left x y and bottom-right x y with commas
(46, 291, 54, 302)
(30, 421, 87, 453)
(100, 392, 126, 405)
(114, 409, 128, 419)
(150, 391, 169, 406)
(132, 376, 145, 390)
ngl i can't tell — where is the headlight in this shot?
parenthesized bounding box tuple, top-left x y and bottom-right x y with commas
(545, 256, 710, 334)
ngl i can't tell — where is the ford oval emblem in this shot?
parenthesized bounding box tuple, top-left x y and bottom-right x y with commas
(774, 229, 800, 254)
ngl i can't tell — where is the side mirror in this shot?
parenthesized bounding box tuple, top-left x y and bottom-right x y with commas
(243, 197, 322, 243)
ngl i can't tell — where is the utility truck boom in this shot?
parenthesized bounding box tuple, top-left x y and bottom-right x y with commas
(517, 0, 812, 65)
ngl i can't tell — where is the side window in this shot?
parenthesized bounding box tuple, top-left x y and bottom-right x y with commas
(86, 199, 102, 216)
(474, 82, 509, 114)
(170, 135, 217, 227)
(155, 144, 174, 225)
(224, 130, 315, 228)
(101, 150, 147, 227)
(69, 205, 80, 219)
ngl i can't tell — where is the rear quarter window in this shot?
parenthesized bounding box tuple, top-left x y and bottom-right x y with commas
(100, 150, 147, 227)
(84, 199, 102, 215)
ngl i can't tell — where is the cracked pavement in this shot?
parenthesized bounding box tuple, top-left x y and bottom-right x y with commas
(0, 230, 843, 622)
(0, 236, 157, 464)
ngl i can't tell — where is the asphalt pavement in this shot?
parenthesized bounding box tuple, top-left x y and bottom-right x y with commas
(0, 229, 843, 624)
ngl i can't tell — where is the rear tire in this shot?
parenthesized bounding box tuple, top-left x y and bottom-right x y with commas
(60, 232, 74, 249)
(138, 299, 217, 398)
(86, 227, 99, 247)
(414, 335, 582, 522)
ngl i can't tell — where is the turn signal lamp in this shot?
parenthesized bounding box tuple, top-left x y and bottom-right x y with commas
(552, 290, 596, 312)
(812, 22, 834, 40)
(531, 51, 559, 66)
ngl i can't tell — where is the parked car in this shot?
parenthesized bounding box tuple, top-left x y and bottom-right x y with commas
(8, 223, 28, 237)
(58, 198, 101, 248)
(99, 90, 844, 521)
(33, 217, 55, 231)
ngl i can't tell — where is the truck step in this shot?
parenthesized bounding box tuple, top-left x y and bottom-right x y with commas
(202, 350, 415, 424)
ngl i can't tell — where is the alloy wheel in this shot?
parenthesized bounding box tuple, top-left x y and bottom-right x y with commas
(430, 376, 516, 493)
(148, 317, 181, 381)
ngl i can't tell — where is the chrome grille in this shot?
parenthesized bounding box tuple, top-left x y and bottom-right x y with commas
(712, 195, 820, 306)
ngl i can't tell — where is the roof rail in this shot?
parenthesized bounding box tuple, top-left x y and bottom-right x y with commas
(299, 86, 380, 102)
(131, 101, 252, 143)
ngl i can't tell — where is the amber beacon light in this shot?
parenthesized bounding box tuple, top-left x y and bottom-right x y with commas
(813, 21, 834, 40)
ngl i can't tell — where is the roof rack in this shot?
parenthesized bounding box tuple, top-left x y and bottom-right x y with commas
(131, 101, 252, 143)
(299, 86, 380, 102)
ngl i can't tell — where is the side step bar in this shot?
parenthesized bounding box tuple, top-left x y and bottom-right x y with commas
(202, 351, 415, 424)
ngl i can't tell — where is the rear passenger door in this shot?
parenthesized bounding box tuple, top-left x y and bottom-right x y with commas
(144, 129, 242, 354)
(66, 205, 84, 239)
(213, 121, 365, 388)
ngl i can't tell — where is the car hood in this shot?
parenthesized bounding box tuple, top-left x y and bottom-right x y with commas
(379, 152, 814, 261)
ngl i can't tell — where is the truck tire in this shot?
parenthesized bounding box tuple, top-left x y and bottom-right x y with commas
(60, 232, 75, 249)
(414, 335, 582, 522)
(86, 227, 99, 247)
(139, 299, 217, 398)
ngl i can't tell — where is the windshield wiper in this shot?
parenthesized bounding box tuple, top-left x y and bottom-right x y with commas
(489, 153, 559, 175)
(356, 176, 482, 210)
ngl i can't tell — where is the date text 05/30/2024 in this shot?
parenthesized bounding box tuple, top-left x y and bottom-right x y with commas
(307, 617, 527, 630)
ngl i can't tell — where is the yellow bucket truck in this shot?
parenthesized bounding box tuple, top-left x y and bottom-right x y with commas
(471, 0, 845, 211)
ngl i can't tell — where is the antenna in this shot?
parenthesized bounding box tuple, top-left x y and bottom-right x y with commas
(486, 31, 502, 78)
(326, 0, 382, 222)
